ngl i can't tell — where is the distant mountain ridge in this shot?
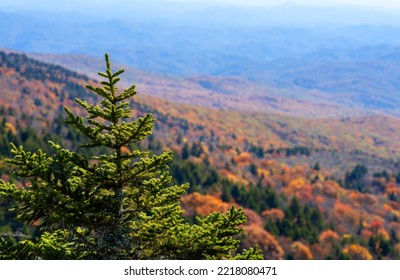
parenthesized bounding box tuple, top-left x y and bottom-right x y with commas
(237, 45, 400, 114)
(2, 7, 400, 115)
(27, 51, 359, 118)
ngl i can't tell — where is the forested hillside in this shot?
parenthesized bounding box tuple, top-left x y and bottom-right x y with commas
(1, 51, 400, 259)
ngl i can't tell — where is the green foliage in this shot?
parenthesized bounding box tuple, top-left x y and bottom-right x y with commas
(0, 54, 262, 260)
(170, 154, 220, 193)
(226, 183, 279, 213)
(265, 146, 311, 157)
(266, 197, 326, 244)
(344, 164, 368, 192)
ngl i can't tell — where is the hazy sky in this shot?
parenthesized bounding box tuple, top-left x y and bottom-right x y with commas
(2, 0, 400, 10)
(174, 0, 400, 9)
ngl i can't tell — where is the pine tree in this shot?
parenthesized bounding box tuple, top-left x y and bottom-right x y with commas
(0, 54, 262, 260)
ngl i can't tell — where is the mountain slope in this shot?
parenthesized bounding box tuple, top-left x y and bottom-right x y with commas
(1, 50, 400, 259)
(2, 50, 400, 167)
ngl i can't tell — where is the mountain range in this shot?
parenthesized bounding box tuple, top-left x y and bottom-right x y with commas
(2, 4, 400, 115)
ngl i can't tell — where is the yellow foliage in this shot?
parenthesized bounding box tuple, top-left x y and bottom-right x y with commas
(377, 228, 390, 240)
(288, 177, 306, 190)
(343, 244, 373, 260)
(219, 169, 248, 185)
(257, 168, 270, 178)
(4, 122, 17, 136)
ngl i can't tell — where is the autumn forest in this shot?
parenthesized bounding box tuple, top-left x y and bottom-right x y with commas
(1, 48, 400, 260)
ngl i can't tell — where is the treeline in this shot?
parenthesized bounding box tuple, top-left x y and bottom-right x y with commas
(0, 51, 89, 83)
(246, 143, 311, 159)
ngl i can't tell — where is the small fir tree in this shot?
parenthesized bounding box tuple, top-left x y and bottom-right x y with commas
(0, 54, 262, 260)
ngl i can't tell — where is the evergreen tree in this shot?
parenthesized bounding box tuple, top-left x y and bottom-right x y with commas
(0, 54, 262, 260)
(344, 164, 368, 192)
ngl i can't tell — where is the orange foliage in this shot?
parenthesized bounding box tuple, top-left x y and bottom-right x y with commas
(262, 208, 285, 222)
(281, 165, 291, 174)
(383, 203, 393, 212)
(297, 184, 313, 201)
(290, 241, 313, 260)
(242, 224, 284, 260)
(319, 229, 340, 243)
(180, 193, 231, 217)
(288, 177, 306, 189)
(348, 191, 378, 206)
(321, 180, 342, 199)
(330, 201, 361, 228)
(314, 195, 325, 204)
(282, 177, 313, 201)
(235, 152, 253, 166)
(121, 146, 131, 154)
(343, 244, 373, 260)
(385, 182, 400, 196)
(260, 160, 275, 168)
